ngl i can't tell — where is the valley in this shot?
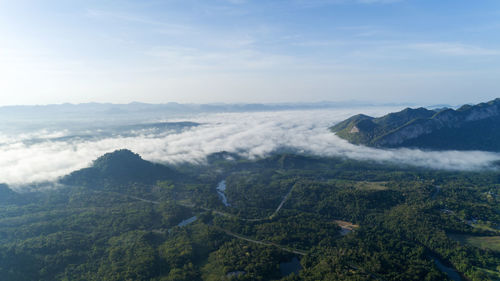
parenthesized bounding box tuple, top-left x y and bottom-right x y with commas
(0, 150, 499, 280)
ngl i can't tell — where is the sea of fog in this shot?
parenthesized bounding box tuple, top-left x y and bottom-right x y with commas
(2, 106, 500, 188)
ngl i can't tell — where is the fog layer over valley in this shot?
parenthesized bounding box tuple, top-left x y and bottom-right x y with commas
(2, 105, 500, 187)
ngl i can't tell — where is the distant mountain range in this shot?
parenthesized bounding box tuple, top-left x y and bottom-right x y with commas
(0, 101, 417, 125)
(0, 101, 409, 133)
(0, 100, 397, 116)
(331, 98, 500, 151)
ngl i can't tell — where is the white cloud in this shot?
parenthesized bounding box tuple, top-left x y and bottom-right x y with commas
(1, 107, 500, 189)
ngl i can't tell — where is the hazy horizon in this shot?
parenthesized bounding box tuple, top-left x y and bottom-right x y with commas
(0, 99, 418, 108)
(0, 98, 479, 109)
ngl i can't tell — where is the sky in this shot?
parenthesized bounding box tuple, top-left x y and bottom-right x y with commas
(1, 0, 500, 106)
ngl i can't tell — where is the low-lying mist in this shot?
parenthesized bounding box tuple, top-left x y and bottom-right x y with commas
(2, 106, 500, 188)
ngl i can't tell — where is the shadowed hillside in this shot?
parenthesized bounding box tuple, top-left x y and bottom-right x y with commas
(331, 98, 500, 151)
(60, 149, 177, 188)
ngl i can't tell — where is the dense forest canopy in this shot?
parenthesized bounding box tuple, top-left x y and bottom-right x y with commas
(0, 150, 499, 280)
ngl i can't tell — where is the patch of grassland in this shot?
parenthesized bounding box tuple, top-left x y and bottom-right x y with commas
(471, 222, 500, 233)
(449, 234, 500, 252)
(476, 267, 500, 280)
(353, 181, 388, 191)
(333, 180, 388, 191)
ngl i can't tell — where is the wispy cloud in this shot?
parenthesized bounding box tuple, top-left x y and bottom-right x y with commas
(85, 8, 193, 35)
(144, 45, 304, 72)
(291, 38, 500, 64)
(224, 0, 247, 4)
(408, 42, 500, 56)
(356, 0, 402, 3)
(294, 0, 403, 7)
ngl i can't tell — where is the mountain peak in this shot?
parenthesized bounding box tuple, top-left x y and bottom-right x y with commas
(61, 149, 176, 188)
(92, 149, 144, 171)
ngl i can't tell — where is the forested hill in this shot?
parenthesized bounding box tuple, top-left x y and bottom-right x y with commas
(331, 98, 500, 151)
(60, 149, 177, 188)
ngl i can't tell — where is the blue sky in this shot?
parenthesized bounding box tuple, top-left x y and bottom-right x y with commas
(1, 0, 500, 105)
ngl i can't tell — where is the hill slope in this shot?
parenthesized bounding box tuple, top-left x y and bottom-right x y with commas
(60, 149, 177, 188)
(331, 98, 500, 151)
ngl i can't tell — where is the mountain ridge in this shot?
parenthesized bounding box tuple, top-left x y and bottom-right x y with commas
(331, 98, 500, 151)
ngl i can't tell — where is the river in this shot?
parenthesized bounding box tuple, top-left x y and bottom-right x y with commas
(431, 256, 461, 281)
(216, 180, 230, 206)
